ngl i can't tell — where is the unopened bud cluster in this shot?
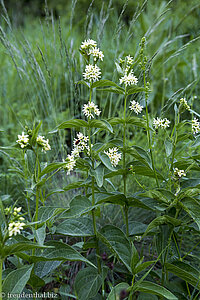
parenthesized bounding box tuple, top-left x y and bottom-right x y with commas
(5, 206, 26, 237)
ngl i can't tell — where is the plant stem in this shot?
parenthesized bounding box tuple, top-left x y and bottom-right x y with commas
(170, 111, 180, 173)
(143, 72, 159, 188)
(123, 89, 129, 236)
(0, 259, 2, 300)
(89, 86, 101, 273)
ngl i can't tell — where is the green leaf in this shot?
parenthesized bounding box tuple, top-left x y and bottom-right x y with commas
(95, 192, 128, 206)
(2, 264, 33, 294)
(63, 181, 85, 191)
(97, 87, 125, 94)
(34, 224, 46, 245)
(1, 242, 48, 258)
(128, 221, 148, 236)
(181, 197, 200, 230)
(57, 119, 88, 130)
(34, 261, 61, 278)
(131, 243, 140, 272)
(33, 206, 66, 224)
(134, 261, 155, 274)
(129, 162, 164, 180)
(107, 282, 130, 300)
(59, 195, 95, 219)
(89, 119, 113, 133)
(125, 116, 147, 128)
(18, 241, 96, 268)
(142, 216, 182, 238)
(127, 146, 152, 167)
(99, 153, 117, 171)
(109, 117, 124, 126)
(165, 261, 200, 289)
(94, 164, 104, 187)
(74, 267, 102, 300)
(140, 189, 174, 204)
(127, 86, 147, 95)
(56, 217, 94, 236)
(135, 281, 178, 299)
(92, 79, 124, 90)
(98, 225, 132, 272)
(39, 162, 66, 178)
(76, 80, 90, 88)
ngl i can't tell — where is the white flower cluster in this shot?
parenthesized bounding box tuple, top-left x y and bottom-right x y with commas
(5, 206, 25, 237)
(81, 39, 104, 62)
(129, 100, 143, 114)
(89, 47, 104, 61)
(174, 167, 186, 178)
(119, 55, 138, 86)
(81, 39, 97, 50)
(65, 133, 90, 175)
(82, 101, 101, 118)
(16, 132, 29, 148)
(153, 117, 170, 129)
(83, 64, 101, 83)
(8, 221, 25, 237)
(180, 97, 190, 111)
(192, 117, 200, 134)
(104, 147, 121, 167)
(36, 135, 51, 152)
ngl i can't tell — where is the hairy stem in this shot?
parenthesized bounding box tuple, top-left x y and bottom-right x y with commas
(123, 89, 129, 236)
(143, 72, 159, 188)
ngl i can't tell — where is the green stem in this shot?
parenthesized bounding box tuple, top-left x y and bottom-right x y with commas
(170, 111, 180, 173)
(123, 89, 129, 236)
(89, 87, 101, 273)
(143, 72, 159, 188)
(0, 259, 2, 300)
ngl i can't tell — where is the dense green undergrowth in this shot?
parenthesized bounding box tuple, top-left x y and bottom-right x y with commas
(0, 0, 200, 299)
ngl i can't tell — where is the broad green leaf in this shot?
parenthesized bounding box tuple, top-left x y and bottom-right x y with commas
(74, 267, 102, 300)
(109, 117, 124, 126)
(34, 224, 46, 245)
(135, 281, 178, 299)
(2, 264, 33, 294)
(128, 221, 148, 236)
(57, 119, 88, 130)
(128, 196, 168, 211)
(107, 282, 130, 300)
(104, 168, 127, 179)
(181, 197, 200, 230)
(95, 192, 128, 206)
(98, 225, 132, 272)
(27, 273, 45, 289)
(1, 242, 48, 258)
(92, 79, 124, 90)
(127, 146, 151, 167)
(134, 261, 155, 274)
(140, 189, 174, 204)
(129, 162, 164, 180)
(33, 206, 67, 223)
(97, 87, 125, 94)
(89, 119, 113, 133)
(131, 243, 140, 272)
(164, 139, 173, 157)
(34, 261, 61, 278)
(56, 217, 94, 236)
(125, 116, 146, 128)
(94, 164, 104, 187)
(59, 195, 95, 219)
(142, 216, 182, 238)
(165, 261, 200, 289)
(39, 162, 66, 178)
(127, 86, 146, 95)
(63, 181, 85, 191)
(99, 153, 117, 171)
(17, 241, 96, 268)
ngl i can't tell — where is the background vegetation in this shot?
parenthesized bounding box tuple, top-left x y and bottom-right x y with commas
(0, 0, 200, 298)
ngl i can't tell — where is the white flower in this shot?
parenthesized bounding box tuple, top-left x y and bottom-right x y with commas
(36, 135, 51, 152)
(82, 101, 101, 118)
(153, 117, 170, 129)
(65, 154, 76, 175)
(174, 167, 186, 178)
(126, 55, 134, 65)
(83, 64, 101, 82)
(180, 97, 190, 110)
(192, 117, 200, 134)
(104, 147, 121, 167)
(8, 221, 25, 237)
(73, 133, 89, 154)
(81, 39, 97, 50)
(119, 73, 138, 86)
(89, 47, 104, 61)
(129, 100, 143, 114)
(16, 132, 29, 148)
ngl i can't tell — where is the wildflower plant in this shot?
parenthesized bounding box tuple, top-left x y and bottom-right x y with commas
(1, 36, 200, 299)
